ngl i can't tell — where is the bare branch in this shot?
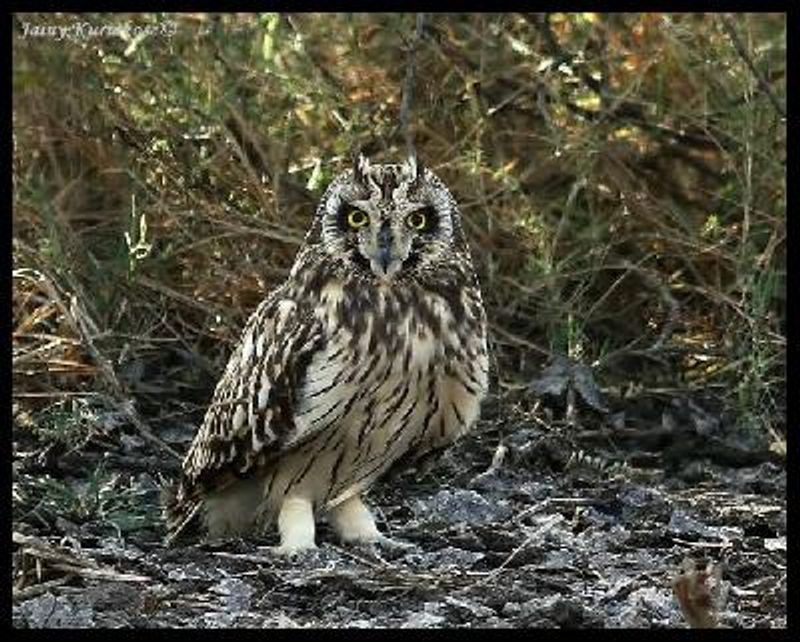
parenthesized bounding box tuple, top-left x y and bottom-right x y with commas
(399, 13, 427, 158)
(720, 15, 785, 119)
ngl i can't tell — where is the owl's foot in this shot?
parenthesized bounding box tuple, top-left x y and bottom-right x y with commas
(328, 494, 417, 551)
(328, 494, 382, 543)
(275, 495, 316, 555)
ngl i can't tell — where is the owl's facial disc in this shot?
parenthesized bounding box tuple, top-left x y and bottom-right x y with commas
(323, 160, 453, 281)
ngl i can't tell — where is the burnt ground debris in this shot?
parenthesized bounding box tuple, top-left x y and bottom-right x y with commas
(12, 386, 786, 629)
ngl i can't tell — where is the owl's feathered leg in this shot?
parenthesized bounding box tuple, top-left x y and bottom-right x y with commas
(328, 495, 414, 550)
(272, 495, 317, 554)
(328, 494, 381, 542)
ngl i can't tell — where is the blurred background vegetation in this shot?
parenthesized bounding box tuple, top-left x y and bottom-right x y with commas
(13, 12, 785, 461)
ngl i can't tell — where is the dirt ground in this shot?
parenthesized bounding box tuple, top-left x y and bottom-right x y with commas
(12, 387, 786, 629)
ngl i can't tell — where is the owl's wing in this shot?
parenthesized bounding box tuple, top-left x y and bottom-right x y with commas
(170, 290, 325, 513)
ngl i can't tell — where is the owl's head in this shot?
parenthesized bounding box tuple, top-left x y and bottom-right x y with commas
(310, 156, 467, 282)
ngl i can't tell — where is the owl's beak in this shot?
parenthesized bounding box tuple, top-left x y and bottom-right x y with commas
(371, 223, 399, 278)
(377, 246, 392, 273)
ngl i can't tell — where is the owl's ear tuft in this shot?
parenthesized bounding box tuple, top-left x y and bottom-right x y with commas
(407, 154, 424, 186)
(353, 154, 371, 185)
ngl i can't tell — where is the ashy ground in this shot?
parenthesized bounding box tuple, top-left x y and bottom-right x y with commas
(12, 389, 786, 628)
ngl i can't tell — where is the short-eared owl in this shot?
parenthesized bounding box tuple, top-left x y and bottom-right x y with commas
(164, 156, 489, 552)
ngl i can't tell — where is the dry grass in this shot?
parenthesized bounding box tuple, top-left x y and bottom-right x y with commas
(13, 12, 785, 456)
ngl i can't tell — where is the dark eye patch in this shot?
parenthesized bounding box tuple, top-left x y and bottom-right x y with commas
(410, 206, 438, 233)
(337, 203, 370, 231)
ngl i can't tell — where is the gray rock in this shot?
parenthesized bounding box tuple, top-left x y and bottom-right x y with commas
(400, 603, 445, 628)
(667, 508, 712, 538)
(210, 577, 256, 612)
(414, 489, 512, 526)
(17, 593, 94, 628)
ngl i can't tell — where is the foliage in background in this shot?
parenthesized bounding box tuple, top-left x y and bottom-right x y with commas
(13, 12, 786, 449)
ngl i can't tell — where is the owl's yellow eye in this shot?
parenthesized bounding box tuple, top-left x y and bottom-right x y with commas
(406, 211, 428, 230)
(347, 209, 370, 229)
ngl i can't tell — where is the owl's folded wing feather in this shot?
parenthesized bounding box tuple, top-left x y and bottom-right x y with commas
(163, 291, 324, 541)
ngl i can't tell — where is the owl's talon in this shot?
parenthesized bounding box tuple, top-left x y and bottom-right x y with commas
(372, 534, 417, 551)
(269, 543, 318, 557)
(349, 533, 417, 552)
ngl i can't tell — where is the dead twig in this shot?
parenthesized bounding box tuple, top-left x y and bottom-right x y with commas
(13, 532, 150, 599)
(597, 259, 680, 367)
(468, 442, 508, 489)
(719, 15, 785, 119)
(399, 13, 427, 157)
(13, 575, 73, 602)
(489, 323, 553, 358)
(472, 514, 564, 587)
(18, 268, 181, 461)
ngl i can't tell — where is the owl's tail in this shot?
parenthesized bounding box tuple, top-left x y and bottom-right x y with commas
(160, 480, 203, 547)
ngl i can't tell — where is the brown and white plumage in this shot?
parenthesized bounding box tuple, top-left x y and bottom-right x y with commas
(163, 156, 489, 551)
